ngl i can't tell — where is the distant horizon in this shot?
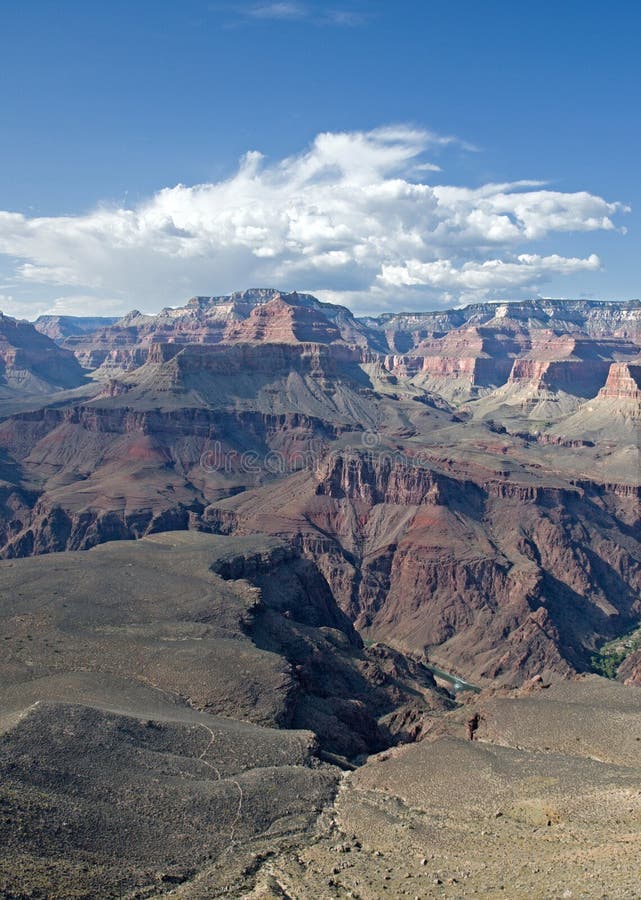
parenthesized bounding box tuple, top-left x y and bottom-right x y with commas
(6, 290, 641, 326)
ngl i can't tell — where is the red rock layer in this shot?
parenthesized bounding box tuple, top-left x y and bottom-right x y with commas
(508, 359, 611, 396)
(223, 297, 342, 344)
(619, 650, 641, 686)
(60, 290, 377, 373)
(599, 363, 641, 400)
(202, 449, 641, 687)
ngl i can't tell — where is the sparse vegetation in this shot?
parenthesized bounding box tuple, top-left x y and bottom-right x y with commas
(591, 626, 641, 678)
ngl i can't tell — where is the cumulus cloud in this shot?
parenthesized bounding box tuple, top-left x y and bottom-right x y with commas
(0, 125, 629, 317)
(380, 253, 601, 290)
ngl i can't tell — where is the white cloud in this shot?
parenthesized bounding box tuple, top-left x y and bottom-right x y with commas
(0, 293, 15, 314)
(380, 253, 601, 290)
(41, 295, 125, 317)
(413, 162, 443, 173)
(323, 9, 366, 26)
(0, 126, 629, 318)
(239, 3, 367, 26)
(246, 2, 307, 20)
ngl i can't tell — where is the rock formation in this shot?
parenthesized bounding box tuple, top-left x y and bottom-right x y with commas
(204, 445, 641, 686)
(0, 311, 86, 399)
(599, 361, 641, 400)
(0, 292, 639, 690)
(2, 291, 641, 898)
(58, 289, 383, 375)
(33, 314, 118, 341)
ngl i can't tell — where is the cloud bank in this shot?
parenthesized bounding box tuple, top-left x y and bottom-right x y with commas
(0, 125, 628, 317)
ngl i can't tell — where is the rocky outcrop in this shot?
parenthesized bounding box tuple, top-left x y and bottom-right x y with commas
(0, 480, 38, 551)
(1, 500, 196, 557)
(598, 362, 641, 400)
(364, 299, 641, 349)
(222, 295, 343, 344)
(205, 447, 641, 686)
(507, 358, 610, 397)
(546, 360, 641, 444)
(0, 312, 86, 396)
(619, 650, 641, 685)
(418, 353, 513, 387)
(59, 289, 383, 374)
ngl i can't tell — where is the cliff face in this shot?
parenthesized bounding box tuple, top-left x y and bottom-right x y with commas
(381, 323, 639, 404)
(364, 299, 641, 349)
(619, 650, 641, 686)
(508, 359, 612, 397)
(58, 290, 382, 374)
(164, 340, 364, 376)
(599, 362, 641, 400)
(381, 326, 521, 397)
(0, 398, 354, 557)
(1, 293, 640, 689)
(0, 313, 86, 396)
(203, 447, 641, 686)
(504, 336, 640, 398)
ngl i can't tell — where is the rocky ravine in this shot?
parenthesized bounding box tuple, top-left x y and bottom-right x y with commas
(205, 443, 641, 686)
(0, 531, 452, 898)
(2, 532, 641, 899)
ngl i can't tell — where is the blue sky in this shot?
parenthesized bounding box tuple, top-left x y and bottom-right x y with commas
(0, 0, 638, 317)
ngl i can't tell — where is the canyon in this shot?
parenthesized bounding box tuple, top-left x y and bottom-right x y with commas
(0, 290, 639, 687)
(3, 532, 640, 898)
(1, 289, 640, 897)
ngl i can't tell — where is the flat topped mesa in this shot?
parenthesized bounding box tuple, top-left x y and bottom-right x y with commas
(223, 295, 343, 344)
(51, 288, 381, 375)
